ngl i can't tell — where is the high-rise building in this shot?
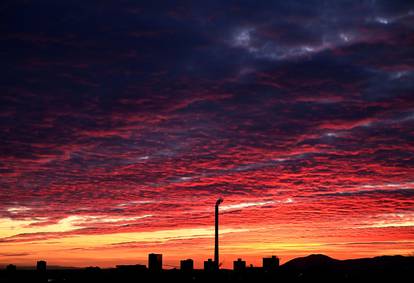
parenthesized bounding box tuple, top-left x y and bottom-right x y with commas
(233, 258, 246, 272)
(36, 260, 47, 272)
(262, 256, 279, 271)
(148, 253, 162, 271)
(204, 258, 215, 271)
(180, 259, 194, 272)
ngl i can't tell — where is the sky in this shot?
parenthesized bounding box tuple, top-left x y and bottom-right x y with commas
(0, 0, 414, 269)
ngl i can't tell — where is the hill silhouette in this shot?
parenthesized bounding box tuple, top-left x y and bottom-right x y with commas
(282, 254, 338, 269)
(278, 254, 414, 282)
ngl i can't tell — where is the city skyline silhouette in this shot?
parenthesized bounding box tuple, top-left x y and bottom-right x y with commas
(2, 253, 414, 282)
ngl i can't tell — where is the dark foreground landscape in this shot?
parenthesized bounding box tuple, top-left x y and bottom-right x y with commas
(1, 254, 413, 283)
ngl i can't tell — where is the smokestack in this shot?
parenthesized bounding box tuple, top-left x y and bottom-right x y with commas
(214, 198, 223, 269)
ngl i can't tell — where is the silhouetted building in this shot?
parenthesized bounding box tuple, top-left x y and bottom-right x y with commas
(180, 259, 194, 272)
(233, 258, 246, 272)
(6, 264, 16, 272)
(37, 260, 47, 272)
(116, 264, 146, 271)
(148, 253, 162, 271)
(263, 256, 279, 271)
(204, 258, 215, 271)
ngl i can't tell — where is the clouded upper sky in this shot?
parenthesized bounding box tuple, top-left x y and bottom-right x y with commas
(0, 0, 413, 268)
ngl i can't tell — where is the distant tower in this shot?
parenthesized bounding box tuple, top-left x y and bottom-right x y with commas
(148, 253, 162, 271)
(233, 258, 246, 272)
(180, 259, 194, 272)
(214, 198, 223, 269)
(36, 260, 47, 272)
(262, 255, 279, 271)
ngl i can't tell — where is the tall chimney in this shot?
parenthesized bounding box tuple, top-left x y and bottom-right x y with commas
(214, 198, 223, 269)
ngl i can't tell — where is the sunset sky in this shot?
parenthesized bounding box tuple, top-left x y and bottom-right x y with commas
(1, 1, 413, 269)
